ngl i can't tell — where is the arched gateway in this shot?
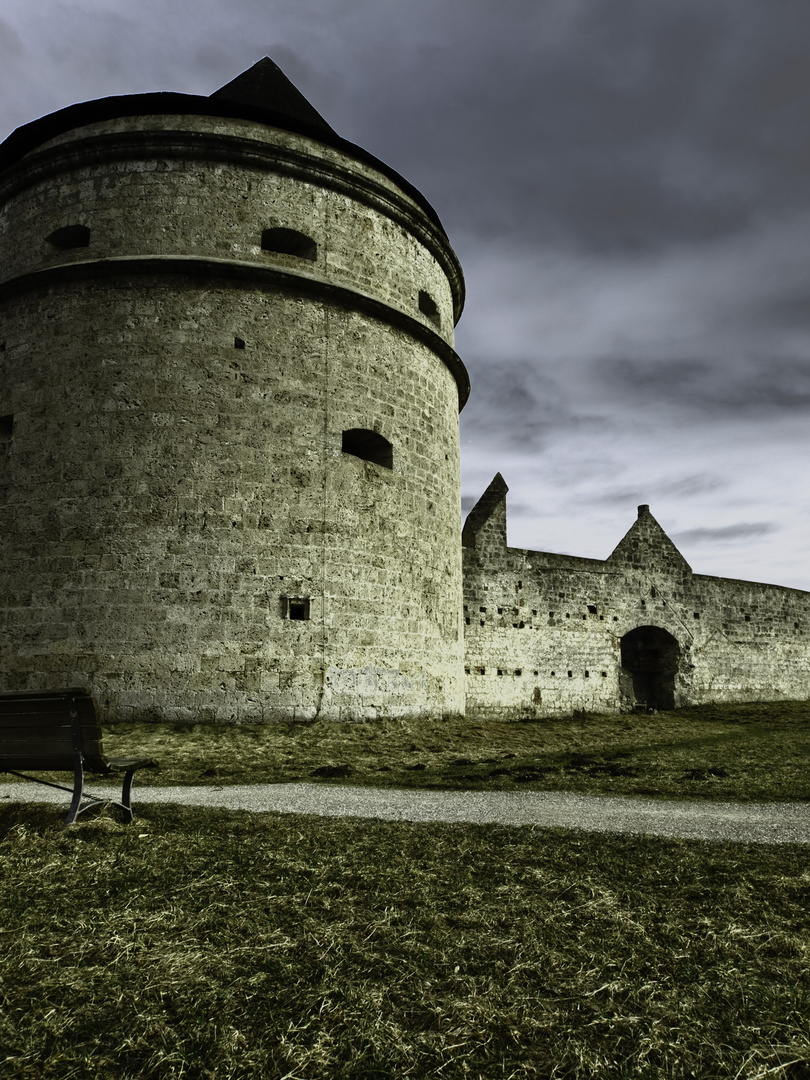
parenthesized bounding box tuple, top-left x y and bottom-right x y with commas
(620, 626, 680, 711)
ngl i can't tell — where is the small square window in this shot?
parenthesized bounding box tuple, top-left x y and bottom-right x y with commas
(282, 596, 310, 621)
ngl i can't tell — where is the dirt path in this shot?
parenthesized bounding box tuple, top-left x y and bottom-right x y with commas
(3, 781, 810, 843)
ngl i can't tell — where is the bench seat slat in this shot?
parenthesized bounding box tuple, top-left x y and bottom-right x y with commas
(0, 729, 104, 754)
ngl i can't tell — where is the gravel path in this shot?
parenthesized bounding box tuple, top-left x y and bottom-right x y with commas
(2, 781, 810, 844)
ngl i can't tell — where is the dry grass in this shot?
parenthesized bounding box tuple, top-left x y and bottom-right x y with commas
(83, 699, 810, 801)
(1, 803, 809, 1079)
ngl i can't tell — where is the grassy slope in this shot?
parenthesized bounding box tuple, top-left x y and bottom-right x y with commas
(95, 700, 810, 802)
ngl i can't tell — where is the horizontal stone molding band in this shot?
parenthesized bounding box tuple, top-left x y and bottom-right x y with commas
(0, 254, 470, 409)
(0, 128, 465, 324)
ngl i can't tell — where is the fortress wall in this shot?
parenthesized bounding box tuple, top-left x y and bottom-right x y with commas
(684, 575, 810, 703)
(0, 104, 466, 723)
(463, 486, 810, 718)
(0, 275, 463, 721)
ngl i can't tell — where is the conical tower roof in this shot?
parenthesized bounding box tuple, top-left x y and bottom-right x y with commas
(211, 57, 335, 135)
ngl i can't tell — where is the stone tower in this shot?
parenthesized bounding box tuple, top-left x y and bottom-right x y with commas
(0, 59, 468, 722)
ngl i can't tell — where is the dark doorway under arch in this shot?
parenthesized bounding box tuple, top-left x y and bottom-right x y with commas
(620, 626, 680, 710)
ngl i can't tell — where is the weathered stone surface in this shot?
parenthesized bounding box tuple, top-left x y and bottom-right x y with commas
(462, 476, 810, 718)
(0, 63, 466, 722)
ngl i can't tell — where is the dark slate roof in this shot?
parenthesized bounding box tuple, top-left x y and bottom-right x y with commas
(0, 58, 445, 234)
(210, 57, 335, 135)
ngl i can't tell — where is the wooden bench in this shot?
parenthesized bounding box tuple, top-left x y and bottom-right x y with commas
(0, 688, 156, 824)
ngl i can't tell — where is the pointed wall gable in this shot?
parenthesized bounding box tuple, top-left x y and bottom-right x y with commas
(607, 504, 692, 577)
(462, 473, 508, 550)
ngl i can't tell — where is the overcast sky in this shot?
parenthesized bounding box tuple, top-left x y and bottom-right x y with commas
(3, 0, 810, 587)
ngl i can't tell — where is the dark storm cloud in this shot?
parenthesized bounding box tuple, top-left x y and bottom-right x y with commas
(338, 0, 810, 255)
(606, 358, 810, 416)
(673, 522, 778, 545)
(459, 357, 610, 452)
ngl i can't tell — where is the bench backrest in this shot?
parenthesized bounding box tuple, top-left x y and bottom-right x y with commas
(0, 689, 108, 771)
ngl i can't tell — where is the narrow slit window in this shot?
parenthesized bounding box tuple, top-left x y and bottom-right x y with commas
(341, 428, 393, 470)
(46, 224, 90, 249)
(0, 414, 13, 457)
(261, 228, 317, 261)
(418, 289, 440, 328)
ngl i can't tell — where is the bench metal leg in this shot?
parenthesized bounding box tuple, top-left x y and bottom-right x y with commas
(65, 756, 85, 825)
(119, 767, 136, 824)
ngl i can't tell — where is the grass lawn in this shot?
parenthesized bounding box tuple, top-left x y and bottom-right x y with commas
(1, 803, 809, 1080)
(93, 699, 810, 802)
(1, 701, 809, 1078)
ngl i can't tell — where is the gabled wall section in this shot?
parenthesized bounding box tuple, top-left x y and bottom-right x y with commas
(463, 481, 810, 718)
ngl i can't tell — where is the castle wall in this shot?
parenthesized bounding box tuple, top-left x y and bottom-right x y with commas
(0, 105, 466, 722)
(462, 480, 810, 718)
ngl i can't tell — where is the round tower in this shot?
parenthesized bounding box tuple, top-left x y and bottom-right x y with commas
(0, 59, 468, 722)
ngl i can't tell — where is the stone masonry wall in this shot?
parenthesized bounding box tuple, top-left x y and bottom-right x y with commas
(0, 109, 466, 722)
(463, 475, 810, 718)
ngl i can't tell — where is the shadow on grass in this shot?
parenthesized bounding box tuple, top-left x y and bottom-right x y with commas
(1, 800, 809, 1078)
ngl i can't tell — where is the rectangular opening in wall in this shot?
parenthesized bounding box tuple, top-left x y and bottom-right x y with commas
(0, 413, 14, 457)
(282, 596, 311, 621)
(289, 599, 310, 621)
